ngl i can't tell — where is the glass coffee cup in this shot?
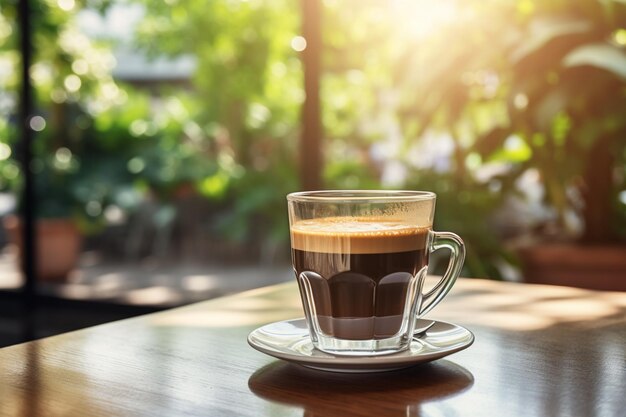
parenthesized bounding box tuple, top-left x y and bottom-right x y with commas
(287, 190, 465, 356)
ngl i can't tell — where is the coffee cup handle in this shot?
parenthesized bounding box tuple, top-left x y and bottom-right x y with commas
(419, 231, 465, 317)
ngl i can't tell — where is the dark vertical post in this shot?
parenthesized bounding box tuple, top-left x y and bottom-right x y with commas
(300, 0, 322, 190)
(18, 0, 37, 336)
(582, 135, 614, 243)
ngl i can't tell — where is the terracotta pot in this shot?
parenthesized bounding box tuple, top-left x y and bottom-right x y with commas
(3, 216, 82, 282)
(519, 243, 626, 291)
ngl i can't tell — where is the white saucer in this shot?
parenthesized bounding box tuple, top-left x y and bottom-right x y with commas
(248, 318, 474, 373)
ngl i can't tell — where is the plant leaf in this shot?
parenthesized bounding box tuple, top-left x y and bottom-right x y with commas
(563, 43, 626, 80)
(511, 18, 591, 63)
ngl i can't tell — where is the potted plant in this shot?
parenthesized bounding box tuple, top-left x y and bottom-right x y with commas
(483, 2, 626, 290)
(0, 0, 145, 280)
(3, 145, 83, 281)
(317, 0, 626, 287)
(455, 0, 626, 290)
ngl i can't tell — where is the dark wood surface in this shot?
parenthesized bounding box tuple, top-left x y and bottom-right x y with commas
(1, 278, 625, 417)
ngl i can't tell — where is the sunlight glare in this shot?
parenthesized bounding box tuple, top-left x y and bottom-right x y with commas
(95, 273, 124, 290)
(391, 0, 459, 39)
(151, 310, 295, 328)
(57, 284, 93, 299)
(531, 299, 619, 321)
(124, 286, 183, 305)
(182, 275, 218, 292)
(58, 0, 75, 12)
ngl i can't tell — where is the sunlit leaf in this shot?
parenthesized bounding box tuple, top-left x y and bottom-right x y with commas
(563, 43, 626, 80)
(511, 18, 591, 63)
(198, 172, 230, 199)
(551, 112, 571, 146)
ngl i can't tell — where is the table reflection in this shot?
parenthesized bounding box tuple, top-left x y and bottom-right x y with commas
(248, 360, 473, 417)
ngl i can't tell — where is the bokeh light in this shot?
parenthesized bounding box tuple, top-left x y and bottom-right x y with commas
(29, 115, 46, 131)
(290, 36, 307, 52)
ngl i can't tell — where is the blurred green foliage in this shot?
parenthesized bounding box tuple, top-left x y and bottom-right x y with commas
(133, 0, 302, 243)
(1, 0, 625, 274)
(320, 0, 626, 276)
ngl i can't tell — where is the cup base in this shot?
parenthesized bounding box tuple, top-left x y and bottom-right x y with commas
(312, 334, 411, 356)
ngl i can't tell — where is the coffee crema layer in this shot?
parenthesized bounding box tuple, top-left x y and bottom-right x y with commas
(290, 218, 430, 254)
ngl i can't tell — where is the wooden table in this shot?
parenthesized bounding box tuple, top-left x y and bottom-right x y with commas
(1, 278, 624, 417)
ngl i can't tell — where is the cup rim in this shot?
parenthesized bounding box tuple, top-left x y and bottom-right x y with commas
(286, 190, 436, 202)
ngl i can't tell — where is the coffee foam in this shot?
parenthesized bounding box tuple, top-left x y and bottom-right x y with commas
(290, 217, 430, 254)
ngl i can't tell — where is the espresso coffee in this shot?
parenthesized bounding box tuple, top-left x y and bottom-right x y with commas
(291, 218, 430, 341)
